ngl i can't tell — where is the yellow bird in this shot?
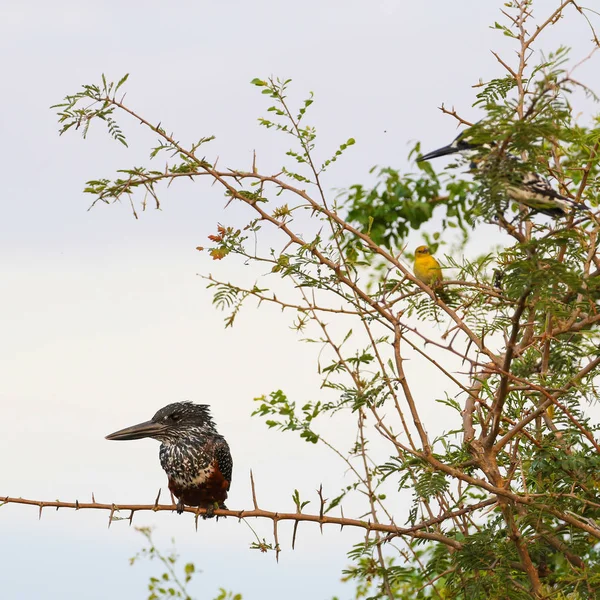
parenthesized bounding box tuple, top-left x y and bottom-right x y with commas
(413, 245, 443, 287)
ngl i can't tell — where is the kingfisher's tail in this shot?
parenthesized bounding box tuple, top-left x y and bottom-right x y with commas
(569, 200, 591, 211)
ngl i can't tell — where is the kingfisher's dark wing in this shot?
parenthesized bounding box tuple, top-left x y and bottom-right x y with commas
(522, 172, 569, 200)
(507, 171, 589, 216)
(214, 437, 233, 484)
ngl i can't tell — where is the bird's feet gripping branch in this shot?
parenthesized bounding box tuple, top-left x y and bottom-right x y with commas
(106, 402, 232, 518)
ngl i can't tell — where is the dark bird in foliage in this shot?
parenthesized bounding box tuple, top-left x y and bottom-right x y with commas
(106, 402, 232, 517)
(417, 129, 590, 217)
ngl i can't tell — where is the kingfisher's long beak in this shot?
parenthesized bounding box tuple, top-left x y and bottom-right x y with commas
(417, 144, 459, 162)
(105, 419, 167, 441)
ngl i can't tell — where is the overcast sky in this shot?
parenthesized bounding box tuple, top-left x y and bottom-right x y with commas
(2, 1, 599, 599)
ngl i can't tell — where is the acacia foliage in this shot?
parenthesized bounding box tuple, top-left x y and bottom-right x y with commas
(131, 527, 241, 600)
(53, 1, 600, 598)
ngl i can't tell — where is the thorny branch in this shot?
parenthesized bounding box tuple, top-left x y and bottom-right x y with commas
(1, 494, 464, 549)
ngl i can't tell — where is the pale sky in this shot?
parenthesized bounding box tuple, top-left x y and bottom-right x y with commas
(2, 1, 599, 598)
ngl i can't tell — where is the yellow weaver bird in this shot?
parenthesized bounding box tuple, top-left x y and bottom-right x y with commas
(413, 245, 443, 287)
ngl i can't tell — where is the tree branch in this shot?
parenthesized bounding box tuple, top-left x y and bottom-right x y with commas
(0, 495, 463, 549)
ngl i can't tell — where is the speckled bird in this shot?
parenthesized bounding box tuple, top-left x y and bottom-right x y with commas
(106, 402, 232, 517)
(417, 129, 590, 217)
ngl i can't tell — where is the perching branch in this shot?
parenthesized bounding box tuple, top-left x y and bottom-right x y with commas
(0, 494, 464, 549)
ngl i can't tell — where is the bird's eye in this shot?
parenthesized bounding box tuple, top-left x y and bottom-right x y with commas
(170, 414, 180, 422)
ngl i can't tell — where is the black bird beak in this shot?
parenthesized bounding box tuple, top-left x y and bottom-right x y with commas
(105, 419, 167, 441)
(417, 144, 459, 162)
